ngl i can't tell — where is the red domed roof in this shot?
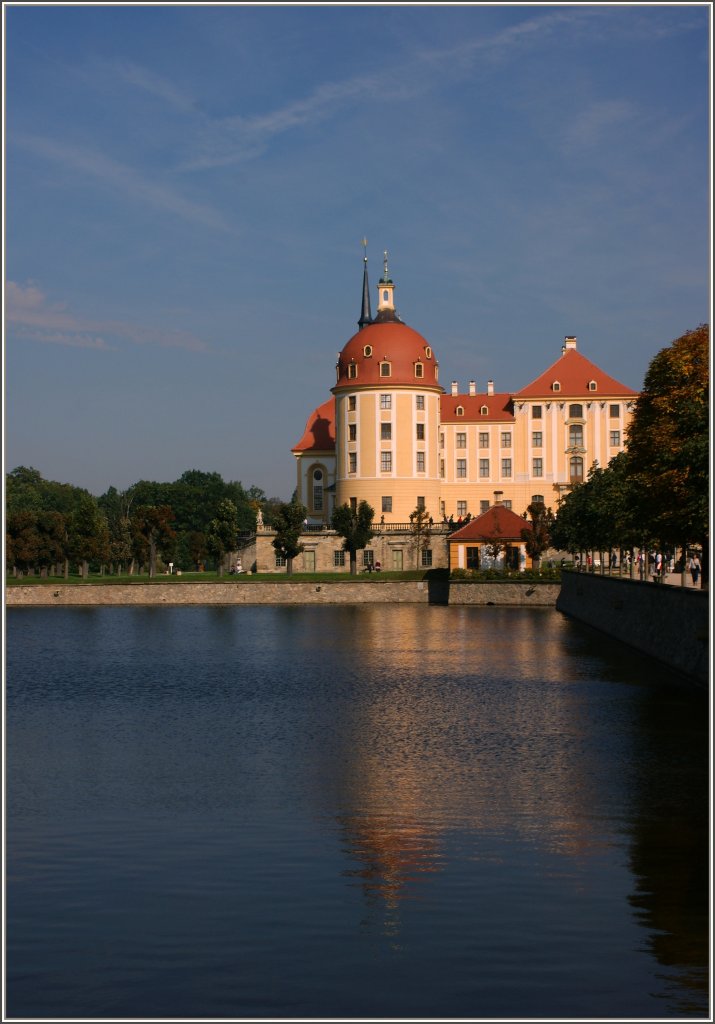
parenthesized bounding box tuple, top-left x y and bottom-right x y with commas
(334, 320, 440, 390)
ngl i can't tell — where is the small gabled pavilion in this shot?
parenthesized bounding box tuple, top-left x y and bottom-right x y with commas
(448, 503, 533, 572)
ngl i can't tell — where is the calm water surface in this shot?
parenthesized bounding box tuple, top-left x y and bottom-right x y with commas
(6, 605, 709, 1018)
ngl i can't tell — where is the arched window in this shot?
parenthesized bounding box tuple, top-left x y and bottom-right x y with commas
(569, 403, 583, 418)
(569, 456, 584, 482)
(480, 405, 488, 415)
(456, 405, 465, 416)
(588, 380, 597, 392)
(552, 381, 561, 392)
(569, 424, 583, 447)
(312, 468, 324, 512)
(531, 494, 545, 505)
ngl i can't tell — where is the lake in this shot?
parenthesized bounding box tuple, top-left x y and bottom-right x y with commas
(5, 604, 710, 1018)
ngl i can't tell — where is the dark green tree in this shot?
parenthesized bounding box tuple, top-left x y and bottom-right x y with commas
(331, 501, 376, 575)
(271, 501, 307, 575)
(207, 499, 240, 576)
(132, 505, 176, 578)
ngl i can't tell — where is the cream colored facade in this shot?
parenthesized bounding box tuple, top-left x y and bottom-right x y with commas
(291, 265, 638, 536)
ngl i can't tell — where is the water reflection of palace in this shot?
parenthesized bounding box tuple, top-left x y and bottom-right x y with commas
(303, 604, 707, 1011)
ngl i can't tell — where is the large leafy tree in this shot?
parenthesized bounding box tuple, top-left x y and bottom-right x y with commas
(272, 501, 307, 575)
(207, 499, 240, 576)
(331, 501, 376, 575)
(624, 324, 709, 583)
(132, 505, 176, 578)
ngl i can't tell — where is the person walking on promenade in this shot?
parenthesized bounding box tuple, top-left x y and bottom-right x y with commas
(689, 553, 701, 586)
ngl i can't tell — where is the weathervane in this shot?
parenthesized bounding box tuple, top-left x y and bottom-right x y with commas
(383, 250, 389, 278)
(361, 237, 368, 263)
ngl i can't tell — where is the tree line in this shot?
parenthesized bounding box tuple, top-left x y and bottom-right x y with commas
(550, 324, 709, 586)
(5, 468, 284, 577)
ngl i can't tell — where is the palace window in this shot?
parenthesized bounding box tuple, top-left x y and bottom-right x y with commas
(569, 456, 584, 482)
(610, 430, 621, 446)
(457, 501, 467, 517)
(363, 550, 374, 567)
(348, 396, 356, 411)
(569, 424, 583, 448)
(416, 452, 425, 472)
(381, 422, 392, 440)
(379, 362, 391, 377)
(380, 394, 391, 409)
(421, 549, 433, 567)
(480, 500, 490, 513)
(348, 363, 358, 379)
(275, 553, 287, 567)
(416, 395, 425, 410)
(479, 459, 490, 478)
(348, 424, 357, 441)
(382, 496, 392, 513)
(349, 453, 357, 473)
(532, 405, 542, 419)
(588, 380, 597, 392)
(439, 432, 444, 448)
(532, 431, 542, 448)
(457, 405, 465, 416)
(456, 432, 467, 448)
(479, 432, 489, 448)
(334, 550, 345, 567)
(569, 404, 583, 419)
(533, 458, 543, 478)
(503, 500, 512, 510)
(417, 496, 426, 510)
(501, 458, 512, 477)
(381, 451, 392, 472)
(552, 381, 561, 392)
(415, 363, 424, 378)
(440, 459, 445, 478)
(501, 432, 512, 448)
(531, 494, 545, 505)
(363, 345, 373, 358)
(456, 458, 467, 478)
(480, 405, 489, 415)
(609, 404, 620, 418)
(416, 423, 425, 440)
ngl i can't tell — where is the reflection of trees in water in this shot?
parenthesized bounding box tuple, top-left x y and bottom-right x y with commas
(624, 683, 709, 1015)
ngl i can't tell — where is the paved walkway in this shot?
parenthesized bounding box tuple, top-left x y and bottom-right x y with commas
(586, 569, 703, 588)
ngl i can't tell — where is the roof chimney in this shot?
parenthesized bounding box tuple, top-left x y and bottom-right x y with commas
(468, 380, 476, 396)
(451, 381, 458, 396)
(493, 490, 503, 505)
(487, 379, 494, 396)
(563, 336, 577, 351)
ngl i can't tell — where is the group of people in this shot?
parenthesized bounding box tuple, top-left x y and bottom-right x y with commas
(574, 549, 703, 586)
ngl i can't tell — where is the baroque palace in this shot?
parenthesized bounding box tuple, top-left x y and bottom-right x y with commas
(251, 253, 637, 573)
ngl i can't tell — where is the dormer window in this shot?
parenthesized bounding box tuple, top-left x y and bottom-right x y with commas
(456, 405, 465, 416)
(363, 345, 373, 358)
(414, 362, 424, 378)
(348, 363, 358, 380)
(425, 346, 432, 359)
(480, 405, 489, 415)
(588, 380, 598, 392)
(552, 381, 561, 392)
(379, 361, 391, 377)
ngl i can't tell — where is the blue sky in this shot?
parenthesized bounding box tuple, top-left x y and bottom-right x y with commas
(4, 3, 711, 500)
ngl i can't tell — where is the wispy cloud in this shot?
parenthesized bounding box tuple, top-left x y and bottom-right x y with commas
(113, 60, 198, 114)
(12, 135, 232, 233)
(6, 281, 209, 352)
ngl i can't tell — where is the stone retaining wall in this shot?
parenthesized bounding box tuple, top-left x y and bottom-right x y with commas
(557, 571, 709, 686)
(6, 580, 560, 607)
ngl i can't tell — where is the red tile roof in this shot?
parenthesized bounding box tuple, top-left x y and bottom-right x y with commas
(515, 348, 637, 398)
(291, 398, 335, 453)
(448, 504, 532, 542)
(440, 393, 514, 423)
(334, 321, 440, 390)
